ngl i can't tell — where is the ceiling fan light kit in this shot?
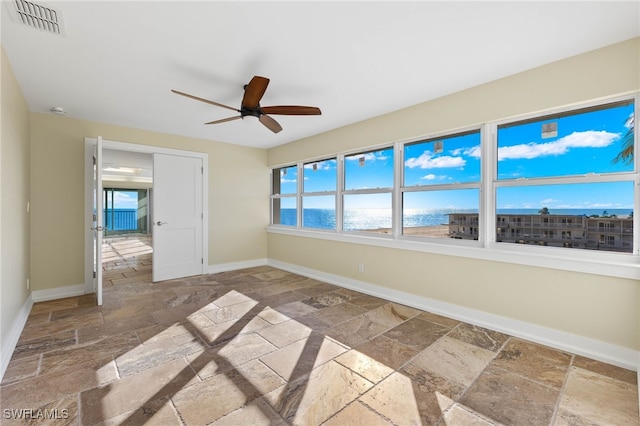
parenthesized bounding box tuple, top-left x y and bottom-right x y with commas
(172, 75, 321, 134)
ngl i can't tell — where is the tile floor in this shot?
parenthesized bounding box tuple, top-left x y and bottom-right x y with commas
(1, 236, 638, 425)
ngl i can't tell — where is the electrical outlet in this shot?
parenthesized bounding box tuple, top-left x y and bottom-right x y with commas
(26, 278, 30, 290)
(358, 263, 365, 273)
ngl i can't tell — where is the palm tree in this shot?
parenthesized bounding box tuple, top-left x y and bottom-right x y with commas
(538, 207, 550, 215)
(612, 113, 634, 165)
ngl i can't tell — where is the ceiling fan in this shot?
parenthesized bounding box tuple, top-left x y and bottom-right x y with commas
(172, 75, 321, 134)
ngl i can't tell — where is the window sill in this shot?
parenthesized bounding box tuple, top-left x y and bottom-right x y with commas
(267, 225, 640, 280)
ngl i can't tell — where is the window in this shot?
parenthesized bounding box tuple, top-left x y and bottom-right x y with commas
(302, 158, 337, 230)
(271, 165, 298, 227)
(343, 148, 394, 233)
(402, 130, 481, 239)
(495, 100, 635, 253)
(268, 94, 638, 277)
(103, 188, 149, 236)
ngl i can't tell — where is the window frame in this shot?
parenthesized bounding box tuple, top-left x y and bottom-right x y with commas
(268, 93, 639, 279)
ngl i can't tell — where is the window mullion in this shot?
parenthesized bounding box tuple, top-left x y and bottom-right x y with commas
(394, 142, 403, 238)
(483, 122, 497, 246)
(337, 154, 345, 233)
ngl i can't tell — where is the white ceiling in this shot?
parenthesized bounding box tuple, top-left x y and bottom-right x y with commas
(2, 1, 639, 149)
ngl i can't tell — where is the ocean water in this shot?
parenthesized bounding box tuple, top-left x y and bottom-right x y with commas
(278, 208, 633, 229)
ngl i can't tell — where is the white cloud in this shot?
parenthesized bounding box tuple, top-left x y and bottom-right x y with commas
(405, 151, 466, 169)
(420, 174, 447, 181)
(498, 130, 619, 161)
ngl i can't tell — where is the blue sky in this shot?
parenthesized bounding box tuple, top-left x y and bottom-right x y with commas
(280, 102, 635, 211)
(105, 190, 139, 209)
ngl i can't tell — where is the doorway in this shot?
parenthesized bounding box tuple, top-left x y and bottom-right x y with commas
(85, 138, 209, 300)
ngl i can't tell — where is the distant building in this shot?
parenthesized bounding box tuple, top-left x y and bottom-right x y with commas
(448, 213, 633, 252)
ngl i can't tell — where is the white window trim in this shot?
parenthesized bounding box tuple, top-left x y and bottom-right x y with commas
(268, 93, 640, 280)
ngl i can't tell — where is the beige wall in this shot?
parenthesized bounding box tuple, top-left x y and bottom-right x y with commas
(1, 47, 31, 350)
(266, 38, 640, 351)
(30, 113, 268, 291)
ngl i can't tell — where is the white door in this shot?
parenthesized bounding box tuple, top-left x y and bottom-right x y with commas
(92, 136, 104, 305)
(152, 153, 203, 282)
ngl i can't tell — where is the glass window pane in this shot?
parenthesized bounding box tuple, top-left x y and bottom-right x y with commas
(343, 193, 392, 232)
(403, 189, 479, 239)
(496, 182, 633, 252)
(273, 165, 297, 195)
(345, 148, 394, 190)
(302, 195, 336, 229)
(273, 197, 297, 226)
(303, 159, 336, 193)
(497, 101, 635, 180)
(404, 131, 481, 186)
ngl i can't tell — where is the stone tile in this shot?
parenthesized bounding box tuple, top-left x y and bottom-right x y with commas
(556, 366, 639, 426)
(257, 307, 292, 324)
(172, 359, 285, 425)
(266, 360, 373, 425)
(408, 336, 494, 388)
(209, 397, 287, 426)
(447, 322, 510, 352)
(442, 404, 496, 425)
(363, 302, 421, 328)
(417, 310, 461, 329)
(325, 314, 391, 348)
(19, 312, 103, 342)
(40, 332, 140, 375)
(1, 359, 117, 410)
(212, 289, 259, 307)
(271, 300, 318, 319)
(29, 298, 79, 315)
(11, 330, 76, 360)
(256, 319, 313, 348)
(324, 401, 393, 425)
(115, 333, 206, 377)
(77, 312, 157, 343)
(354, 335, 419, 370)
(360, 369, 462, 425)
(459, 365, 560, 426)
(572, 355, 638, 385)
(260, 332, 348, 380)
(90, 397, 182, 426)
(256, 290, 307, 307)
(492, 338, 571, 389)
(216, 332, 278, 365)
(295, 282, 340, 297)
(335, 349, 395, 384)
(202, 300, 260, 324)
(193, 315, 270, 346)
(300, 302, 367, 328)
(301, 291, 351, 309)
(348, 294, 389, 310)
(1, 354, 40, 385)
(383, 316, 449, 351)
(80, 358, 200, 425)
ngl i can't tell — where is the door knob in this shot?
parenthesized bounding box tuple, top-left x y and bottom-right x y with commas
(156, 221, 168, 226)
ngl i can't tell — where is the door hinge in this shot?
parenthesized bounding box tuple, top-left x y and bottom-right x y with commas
(201, 166, 204, 174)
(201, 258, 204, 265)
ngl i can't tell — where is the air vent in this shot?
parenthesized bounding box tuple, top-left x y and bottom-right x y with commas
(11, 0, 63, 35)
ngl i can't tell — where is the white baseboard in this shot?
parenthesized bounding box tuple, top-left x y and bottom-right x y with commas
(268, 259, 639, 371)
(208, 258, 268, 274)
(31, 283, 87, 303)
(0, 294, 33, 382)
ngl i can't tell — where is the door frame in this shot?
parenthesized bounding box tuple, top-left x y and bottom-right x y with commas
(84, 137, 209, 294)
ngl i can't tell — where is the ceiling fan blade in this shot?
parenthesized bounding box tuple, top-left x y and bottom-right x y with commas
(204, 115, 242, 125)
(261, 106, 322, 116)
(171, 90, 239, 113)
(259, 114, 283, 133)
(242, 76, 269, 109)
